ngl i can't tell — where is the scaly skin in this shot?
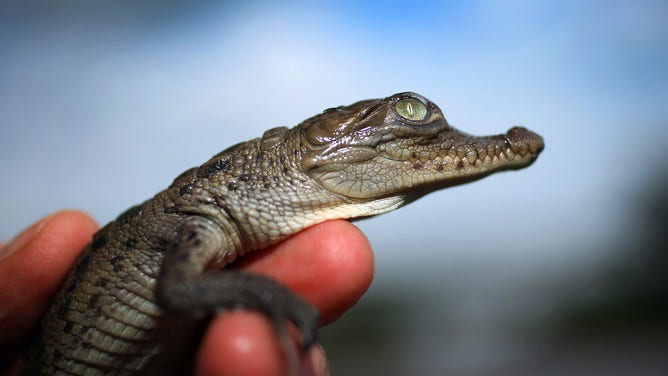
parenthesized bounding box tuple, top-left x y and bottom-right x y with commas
(25, 92, 544, 375)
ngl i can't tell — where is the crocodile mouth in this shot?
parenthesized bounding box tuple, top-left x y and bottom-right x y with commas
(308, 125, 544, 200)
(458, 126, 544, 172)
(378, 125, 544, 172)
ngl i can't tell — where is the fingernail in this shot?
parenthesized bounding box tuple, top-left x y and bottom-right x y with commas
(302, 343, 329, 376)
(0, 215, 52, 261)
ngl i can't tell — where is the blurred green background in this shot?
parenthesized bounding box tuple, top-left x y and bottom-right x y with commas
(1, 1, 667, 374)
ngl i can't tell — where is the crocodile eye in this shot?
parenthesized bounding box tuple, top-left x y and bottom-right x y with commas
(395, 98, 428, 121)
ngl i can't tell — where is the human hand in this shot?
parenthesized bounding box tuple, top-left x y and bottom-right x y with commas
(0, 211, 375, 375)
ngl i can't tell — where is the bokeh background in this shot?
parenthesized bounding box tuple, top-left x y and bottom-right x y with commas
(2, 1, 667, 374)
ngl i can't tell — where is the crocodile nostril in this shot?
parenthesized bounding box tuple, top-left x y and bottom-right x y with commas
(505, 127, 544, 155)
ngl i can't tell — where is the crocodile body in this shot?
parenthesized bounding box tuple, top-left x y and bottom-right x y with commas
(25, 92, 544, 374)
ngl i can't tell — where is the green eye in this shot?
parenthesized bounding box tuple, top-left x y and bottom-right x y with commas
(395, 98, 428, 121)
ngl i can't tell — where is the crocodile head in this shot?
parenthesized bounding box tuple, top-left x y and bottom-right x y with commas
(300, 92, 544, 202)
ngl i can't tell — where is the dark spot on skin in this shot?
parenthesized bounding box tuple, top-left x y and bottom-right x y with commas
(65, 279, 79, 294)
(57, 297, 71, 319)
(96, 278, 112, 288)
(88, 294, 101, 309)
(156, 237, 168, 248)
(239, 174, 251, 182)
(202, 167, 216, 179)
(228, 182, 238, 191)
(179, 184, 194, 196)
(117, 205, 142, 225)
(64, 321, 73, 333)
(193, 239, 202, 247)
(219, 158, 232, 170)
(57, 282, 78, 319)
(411, 152, 418, 159)
(187, 232, 197, 241)
(110, 256, 124, 272)
(436, 164, 444, 171)
(283, 167, 290, 174)
(91, 234, 108, 251)
(178, 252, 190, 262)
(202, 158, 232, 178)
(124, 238, 136, 249)
(220, 158, 232, 169)
(413, 162, 422, 170)
(264, 183, 271, 189)
(457, 160, 465, 170)
(74, 254, 92, 280)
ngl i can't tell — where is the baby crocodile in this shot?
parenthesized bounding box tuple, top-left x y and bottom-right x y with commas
(25, 92, 544, 374)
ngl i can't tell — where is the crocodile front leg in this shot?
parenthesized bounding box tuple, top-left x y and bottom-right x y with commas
(154, 217, 320, 350)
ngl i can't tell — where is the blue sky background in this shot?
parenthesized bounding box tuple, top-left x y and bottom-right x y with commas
(2, 1, 667, 374)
